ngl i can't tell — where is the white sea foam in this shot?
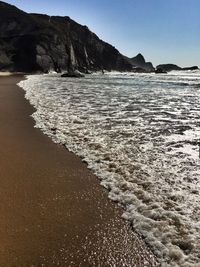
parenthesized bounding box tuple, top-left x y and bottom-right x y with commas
(18, 72, 200, 267)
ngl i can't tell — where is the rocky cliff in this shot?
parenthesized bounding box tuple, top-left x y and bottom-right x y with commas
(126, 53, 155, 72)
(0, 1, 133, 73)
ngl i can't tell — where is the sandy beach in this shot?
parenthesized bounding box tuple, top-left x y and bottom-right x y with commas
(0, 75, 157, 266)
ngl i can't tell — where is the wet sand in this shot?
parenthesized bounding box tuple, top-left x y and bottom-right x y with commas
(0, 75, 158, 266)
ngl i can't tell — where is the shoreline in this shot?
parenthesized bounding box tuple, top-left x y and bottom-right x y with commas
(0, 74, 157, 266)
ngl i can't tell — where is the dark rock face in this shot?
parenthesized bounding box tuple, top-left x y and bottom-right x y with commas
(126, 53, 155, 72)
(156, 64, 181, 72)
(155, 68, 167, 74)
(0, 1, 132, 73)
(182, 66, 199, 71)
(130, 53, 146, 65)
(156, 64, 199, 73)
(132, 67, 147, 73)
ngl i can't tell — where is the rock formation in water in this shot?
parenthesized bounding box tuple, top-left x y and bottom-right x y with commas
(182, 66, 199, 71)
(125, 53, 155, 72)
(156, 64, 182, 72)
(156, 64, 199, 72)
(155, 68, 167, 74)
(0, 1, 133, 73)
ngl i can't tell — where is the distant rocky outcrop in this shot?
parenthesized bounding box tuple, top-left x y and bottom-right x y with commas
(0, 1, 132, 73)
(156, 64, 199, 73)
(155, 68, 167, 74)
(156, 64, 181, 72)
(126, 53, 155, 72)
(182, 66, 199, 71)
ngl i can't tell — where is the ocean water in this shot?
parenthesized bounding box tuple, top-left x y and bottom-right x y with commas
(19, 71, 200, 267)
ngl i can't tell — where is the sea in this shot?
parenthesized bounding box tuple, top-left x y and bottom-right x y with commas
(19, 70, 200, 267)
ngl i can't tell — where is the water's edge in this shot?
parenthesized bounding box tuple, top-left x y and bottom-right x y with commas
(18, 72, 200, 267)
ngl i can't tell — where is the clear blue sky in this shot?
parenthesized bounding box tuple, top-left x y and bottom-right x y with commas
(4, 0, 200, 67)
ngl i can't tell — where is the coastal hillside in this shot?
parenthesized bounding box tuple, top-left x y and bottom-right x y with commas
(0, 1, 134, 73)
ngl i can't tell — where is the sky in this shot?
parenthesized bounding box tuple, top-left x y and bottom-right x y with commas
(3, 0, 200, 67)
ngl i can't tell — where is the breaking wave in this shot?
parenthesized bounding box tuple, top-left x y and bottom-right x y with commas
(18, 71, 200, 267)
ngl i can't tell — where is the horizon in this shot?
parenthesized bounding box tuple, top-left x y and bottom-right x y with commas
(3, 0, 200, 67)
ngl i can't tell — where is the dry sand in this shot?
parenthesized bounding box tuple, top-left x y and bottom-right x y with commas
(0, 75, 158, 266)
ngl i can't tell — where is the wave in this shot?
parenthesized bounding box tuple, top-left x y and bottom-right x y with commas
(18, 72, 200, 267)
